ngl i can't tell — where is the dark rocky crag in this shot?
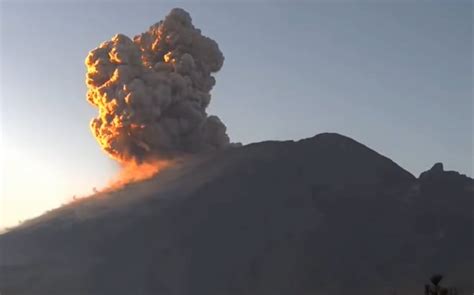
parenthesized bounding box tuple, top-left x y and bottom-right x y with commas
(0, 133, 472, 294)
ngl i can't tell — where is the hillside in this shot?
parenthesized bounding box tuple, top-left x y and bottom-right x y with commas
(1, 133, 472, 294)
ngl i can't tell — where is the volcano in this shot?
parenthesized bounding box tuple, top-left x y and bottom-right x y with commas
(1, 133, 472, 294)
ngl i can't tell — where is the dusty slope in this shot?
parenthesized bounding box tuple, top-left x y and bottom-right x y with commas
(0, 133, 472, 294)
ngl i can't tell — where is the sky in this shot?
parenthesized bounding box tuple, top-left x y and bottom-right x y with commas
(0, 0, 472, 229)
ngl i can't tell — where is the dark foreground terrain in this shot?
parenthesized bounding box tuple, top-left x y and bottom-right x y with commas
(1, 133, 472, 294)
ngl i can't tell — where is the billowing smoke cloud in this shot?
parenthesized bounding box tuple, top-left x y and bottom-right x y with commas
(85, 8, 229, 164)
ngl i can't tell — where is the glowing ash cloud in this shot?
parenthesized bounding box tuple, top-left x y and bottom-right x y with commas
(85, 8, 229, 164)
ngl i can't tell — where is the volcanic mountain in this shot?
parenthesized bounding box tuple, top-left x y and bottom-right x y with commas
(1, 133, 472, 294)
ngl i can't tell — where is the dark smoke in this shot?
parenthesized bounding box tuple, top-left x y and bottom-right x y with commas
(85, 8, 229, 163)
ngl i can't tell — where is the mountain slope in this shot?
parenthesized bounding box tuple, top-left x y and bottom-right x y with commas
(1, 133, 472, 294)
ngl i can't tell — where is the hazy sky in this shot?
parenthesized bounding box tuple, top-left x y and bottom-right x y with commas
(0, 0, 472, 228)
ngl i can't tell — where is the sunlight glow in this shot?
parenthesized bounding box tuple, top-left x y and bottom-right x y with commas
(1, 144, 82, 229)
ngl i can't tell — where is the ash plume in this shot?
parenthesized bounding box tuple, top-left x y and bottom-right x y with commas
(85, 8, 229, 164)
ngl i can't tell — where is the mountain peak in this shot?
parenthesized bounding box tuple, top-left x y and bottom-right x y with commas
(1, 133, 471, 294)
(300, 132, 361, 145)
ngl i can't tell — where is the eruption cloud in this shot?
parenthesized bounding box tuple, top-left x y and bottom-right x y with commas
(85, 8, 229, 165)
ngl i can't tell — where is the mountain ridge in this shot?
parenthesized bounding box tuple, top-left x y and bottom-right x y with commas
(1, 133, 472, 295)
